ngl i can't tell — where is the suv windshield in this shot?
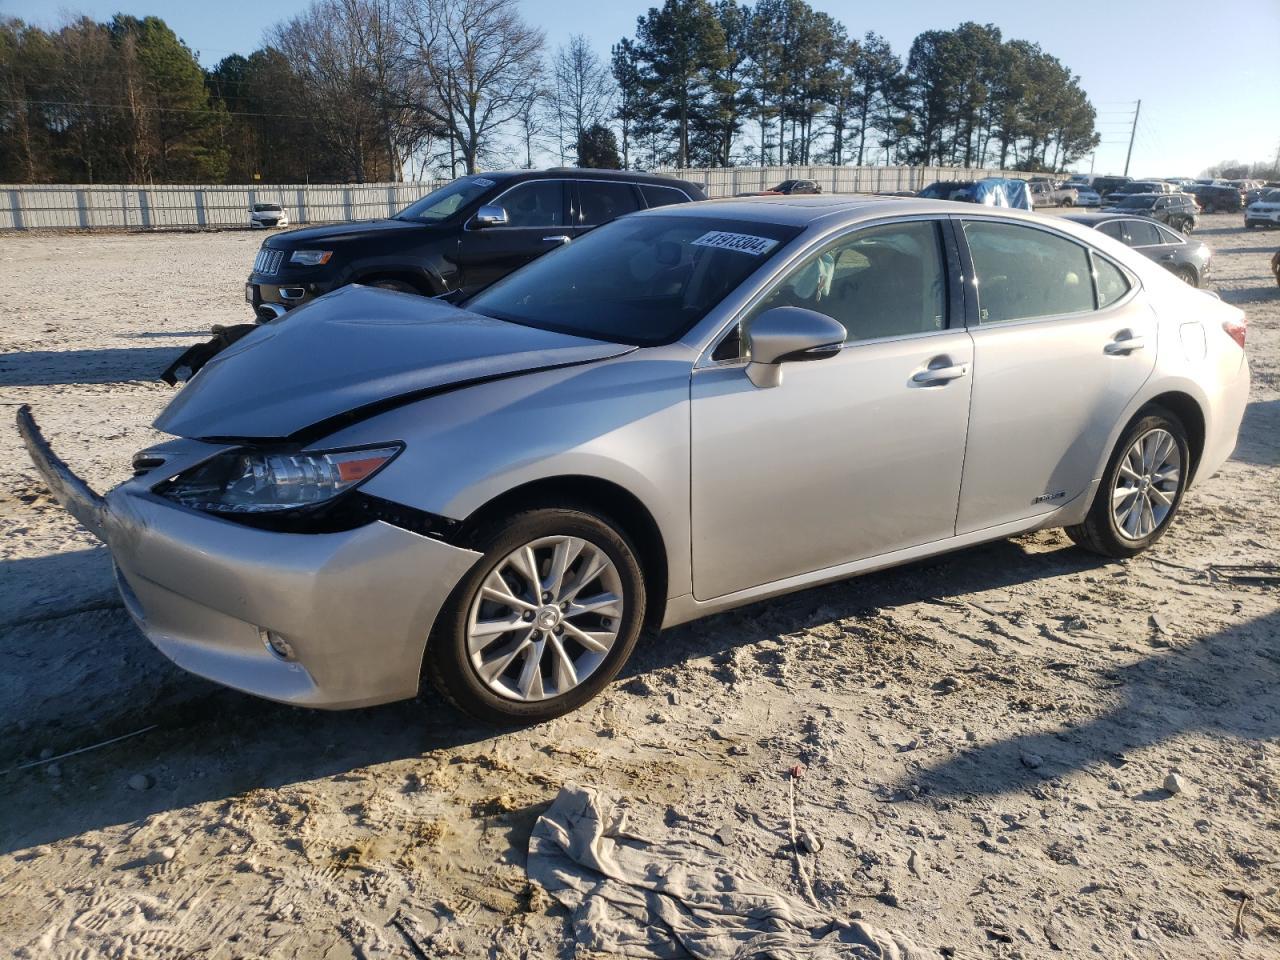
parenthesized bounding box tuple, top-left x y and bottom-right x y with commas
(1117, 196, 1158, 209)
(465, 216, 801, 346)
(395, 176, 499, 222)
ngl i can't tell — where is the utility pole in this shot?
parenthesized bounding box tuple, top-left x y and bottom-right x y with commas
(1123, 99, 1141, 177)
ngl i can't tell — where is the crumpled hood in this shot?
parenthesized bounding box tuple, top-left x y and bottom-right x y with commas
(155, 286, 634, 441)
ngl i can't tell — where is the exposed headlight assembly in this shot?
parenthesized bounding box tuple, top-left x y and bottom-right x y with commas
(158, 444, 401, 515)
(289, 249, 333, 266)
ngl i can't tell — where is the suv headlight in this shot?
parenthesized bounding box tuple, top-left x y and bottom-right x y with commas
(158, 444, 401, 515)
(289, 249, 333, 266)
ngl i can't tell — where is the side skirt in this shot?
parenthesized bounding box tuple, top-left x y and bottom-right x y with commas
(659, 485, 1097, 631)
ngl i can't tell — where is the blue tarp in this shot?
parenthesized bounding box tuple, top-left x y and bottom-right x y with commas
(970, 178, 1033, 210)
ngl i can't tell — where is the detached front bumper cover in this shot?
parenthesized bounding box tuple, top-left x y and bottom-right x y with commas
(17, 404, 108, 540)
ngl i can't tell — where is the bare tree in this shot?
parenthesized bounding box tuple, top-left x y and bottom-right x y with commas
(550, 34, 614, 165)
(274, 0, 432, 182)
(512, 82, 551, 169)
(399, 0, 544, 174)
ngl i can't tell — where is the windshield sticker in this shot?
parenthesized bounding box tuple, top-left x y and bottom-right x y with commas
(471, 177, 495, 188)
(692, 231, 779, 256)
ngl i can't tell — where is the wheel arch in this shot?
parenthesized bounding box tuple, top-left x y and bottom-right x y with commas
(1143, 391, 1206, 482)
(457, 475, 669, 629)
(351, 267, 441, 295)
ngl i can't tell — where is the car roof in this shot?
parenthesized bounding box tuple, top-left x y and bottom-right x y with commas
(632, 194, 1064, 229)
(497, 167, 699, 185)
(1062, 211, 1185, 233)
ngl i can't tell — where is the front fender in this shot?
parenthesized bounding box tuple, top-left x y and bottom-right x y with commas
(322, 350, 697, 601)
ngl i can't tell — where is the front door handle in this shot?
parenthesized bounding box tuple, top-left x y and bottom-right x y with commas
(542, 235, 571, 246)
(1104, 335, 1146, 355)
(912, 363, 968, 384)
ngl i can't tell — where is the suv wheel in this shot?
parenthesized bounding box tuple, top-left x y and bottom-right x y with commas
(424, 506, 647, 723)
(1066, 409, 1190, 559)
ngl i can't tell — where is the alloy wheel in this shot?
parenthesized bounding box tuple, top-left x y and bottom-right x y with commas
(1111, 428, 1182, 540)
(465, 535, 624, 702)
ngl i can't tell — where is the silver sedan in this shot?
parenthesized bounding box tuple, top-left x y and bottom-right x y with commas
(20, 196, 1250, 722)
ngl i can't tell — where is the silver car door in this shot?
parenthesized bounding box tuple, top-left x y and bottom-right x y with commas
(955, 217, 1157, 534)
(689, 218, 973, 601)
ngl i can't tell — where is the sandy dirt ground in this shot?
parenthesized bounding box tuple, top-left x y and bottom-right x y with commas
(1, 215, 1278, 959)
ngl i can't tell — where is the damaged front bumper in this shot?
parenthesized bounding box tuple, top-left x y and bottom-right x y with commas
(16, 406, 481, 709)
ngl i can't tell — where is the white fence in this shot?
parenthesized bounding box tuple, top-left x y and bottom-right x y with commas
(0, 166, 1041, 230)
(659, 164, 1040, 199)
(0, 181, 449, 231)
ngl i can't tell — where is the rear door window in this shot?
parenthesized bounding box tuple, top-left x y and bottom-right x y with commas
(1123, 220, 1161, 247)
(962, 220, 1094, 324)
(576, 181, 641, 226)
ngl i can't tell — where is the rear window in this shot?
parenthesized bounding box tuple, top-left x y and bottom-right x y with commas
(641, 184, 691, 208)
(466, 216, 801, 346)
(1094, 256, 1130, 307)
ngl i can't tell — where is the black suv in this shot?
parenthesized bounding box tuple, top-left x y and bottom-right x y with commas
(246, 169, 705, 318)
(1189, 184, 1242, 213)
(1103, 192, 1199, 232)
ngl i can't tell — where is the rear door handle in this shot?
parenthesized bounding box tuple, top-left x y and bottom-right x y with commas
(1104, 336, 1146, 355)
(542, 235, 571, 246)
(912, 364, 968, 384)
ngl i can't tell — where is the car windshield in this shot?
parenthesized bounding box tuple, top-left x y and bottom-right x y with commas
(465, 215, 801, 346)
(770, 181, 796, 191)
(1262, 189, 1280, 202)
(253, 204, 280, 212)
(1117, 196, 1158, 209)
(395, 175, 498, 222)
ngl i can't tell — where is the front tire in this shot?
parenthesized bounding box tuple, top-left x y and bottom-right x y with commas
(1066, 409, 1190, 558)
(424, 506, 646, 723)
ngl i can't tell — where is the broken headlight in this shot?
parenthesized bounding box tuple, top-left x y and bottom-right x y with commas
(158, 444, 401, 515)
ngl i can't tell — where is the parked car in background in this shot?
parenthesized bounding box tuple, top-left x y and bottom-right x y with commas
(1028, 181, 1079, 207)
(1089, 175, 1133, 198)
(250, 203, 288, 229)
(1071, 183, 1102, 207)
(1103, 193, 1199, 233)
(1064, 212, 1211, 286)
(1102, 181, 1173, 204)
(21, 196, 1249, 722)
(916, 178, 1031, 208)
(245, 169, 706, 320)
(1190, 184, 1243, 213)
(737, 179, 823, 197)
(1244, 188, 1280, 229)
(1244, 185, 1275, 206)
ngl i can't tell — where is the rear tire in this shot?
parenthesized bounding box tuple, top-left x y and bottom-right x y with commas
(424, 505, 646, 724)
(1066, 408, 1191, 559)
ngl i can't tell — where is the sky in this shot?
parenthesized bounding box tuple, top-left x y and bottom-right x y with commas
(5, 0, 1279, 177)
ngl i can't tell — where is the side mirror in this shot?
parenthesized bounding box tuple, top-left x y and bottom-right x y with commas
(471, 204, 508, 229)
(745, 306, 846, 388)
